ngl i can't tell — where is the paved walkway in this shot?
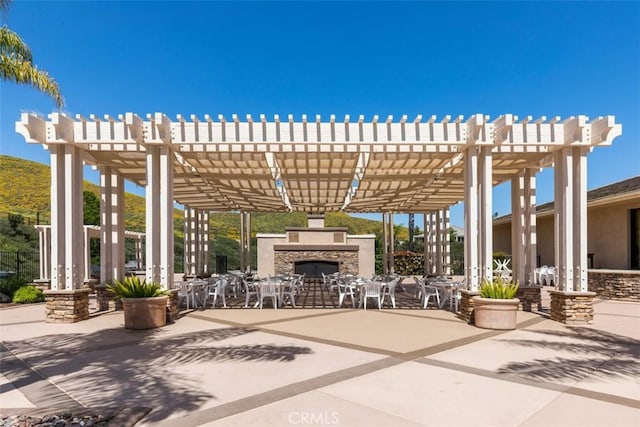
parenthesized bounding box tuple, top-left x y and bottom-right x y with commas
(1, 300, 638, 426)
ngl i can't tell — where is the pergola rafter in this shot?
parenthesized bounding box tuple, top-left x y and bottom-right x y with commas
(16, 112, 621, 215)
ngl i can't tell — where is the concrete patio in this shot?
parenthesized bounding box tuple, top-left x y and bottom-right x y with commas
(1, 299, 638, 426)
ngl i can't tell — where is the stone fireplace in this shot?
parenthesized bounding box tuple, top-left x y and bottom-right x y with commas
(257, 215, 375, 278)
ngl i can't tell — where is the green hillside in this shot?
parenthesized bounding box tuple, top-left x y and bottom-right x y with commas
(0, 155, 406, 240)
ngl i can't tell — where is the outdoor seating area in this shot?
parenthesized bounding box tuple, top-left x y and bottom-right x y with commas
(170, 273, 467, 311)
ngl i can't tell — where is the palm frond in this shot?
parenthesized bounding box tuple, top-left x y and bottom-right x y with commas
(479, 276, 519, 299)
(106, 276, 168, 299)
(0, 26, 32, 62)
(0, 53, 63, 107)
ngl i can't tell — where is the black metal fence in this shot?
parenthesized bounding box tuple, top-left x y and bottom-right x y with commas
(0, 251, 39, 282)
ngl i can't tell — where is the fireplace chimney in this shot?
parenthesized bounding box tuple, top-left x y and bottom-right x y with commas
(307, 213, 325, 228)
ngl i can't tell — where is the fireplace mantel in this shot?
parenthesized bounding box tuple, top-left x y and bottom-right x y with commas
(273, 245, 359, 251)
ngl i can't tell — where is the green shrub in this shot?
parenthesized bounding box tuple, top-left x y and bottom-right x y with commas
(479, 277, 519, 299)
(0, 276, 28, 299)
(106, 276, 167, 299)
(12, 285, 45, 303)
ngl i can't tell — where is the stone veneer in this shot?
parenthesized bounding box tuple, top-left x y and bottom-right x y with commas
(458, 290, 480, 323)
(95, 285, 122, 312)
(516, 286, 542, 312)
(274, 250, 358, 276)
(44, 289, 91, 323)
(549, 290, 596, 325)
(166, 289, 180, 323)
(588, 270, 640, 301)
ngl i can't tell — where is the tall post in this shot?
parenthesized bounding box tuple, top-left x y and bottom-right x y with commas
(382, 213, 388, 275)
(511, 173, 526, 284)
(145, 145, 174, 289)
(554, 149, 574, 291)
(423, 213, 429, 275)
(464, 146, 479, 290)
(159, 146, 174, 288)
(389, 213, 395, 274)
(146, 146, 161, 284)
(573, 147, 588, 291)
(523, 169, 537, 284)
(435, 210, 443, 275)
(100, 167, 124, 285)
(444, 207, 451, 275)
(201, 210, 210, 275)
(244, 212, 251, 274)
(239, 211, 246, 274)
(479, 147, 493, 282)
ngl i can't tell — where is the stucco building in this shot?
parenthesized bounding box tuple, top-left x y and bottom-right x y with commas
(494, 176, 640, 270)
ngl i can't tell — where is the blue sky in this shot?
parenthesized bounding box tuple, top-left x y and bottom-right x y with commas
(1, 1, 639, 228)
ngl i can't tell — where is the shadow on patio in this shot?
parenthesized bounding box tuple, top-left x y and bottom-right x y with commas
(3, 325, 313, 423)
(496, 328, 640, 381)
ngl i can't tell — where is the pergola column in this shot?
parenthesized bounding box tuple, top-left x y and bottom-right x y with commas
(422, 214, 428, 275)
(100, 167, 125, 285)
(199, 210, 210, 275)
(45, 144, 90, 323)
(523, 169, 537, 284)
(464, 146, 480, 290)
(443, 207, 451, 275)
(184, 207, 197, 276)
(479, 147, 493, 282)
(511, 173, 526, 284)
(135, 236, 143, 270)
(37, 226, 51, 281)
(145, 145, 174, 289)
(435, 210, 443, 275)
(83, 227, 91, 283)
(550, 145, 594, 324)
(381, 212, 395, 275)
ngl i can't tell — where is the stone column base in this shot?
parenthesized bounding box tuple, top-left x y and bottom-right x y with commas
(166, 289, 180, 323)
(94, 285, 122, 312)
(549, 290, 596, 325)
(516, 286, 542, 312)
(458, 290, 481, 323)
(44, 289, 91, 323)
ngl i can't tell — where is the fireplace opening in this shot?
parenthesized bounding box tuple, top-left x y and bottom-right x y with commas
(294, 260, 339, 278)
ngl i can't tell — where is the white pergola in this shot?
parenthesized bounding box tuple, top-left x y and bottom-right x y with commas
(17, 112, 621, 296)
(34, 225, 144, 285)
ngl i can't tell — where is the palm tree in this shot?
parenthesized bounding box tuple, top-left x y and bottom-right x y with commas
(408, 213, 415, 251)
(0, 0, 64, 107)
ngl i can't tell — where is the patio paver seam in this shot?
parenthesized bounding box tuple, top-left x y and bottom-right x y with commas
(415, 357, 640, 409)
(153, 314, 540, 426)
(0, 343, 81, 409)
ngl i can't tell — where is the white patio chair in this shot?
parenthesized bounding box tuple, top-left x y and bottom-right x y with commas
(242, 277, 260, 308)
(419, 282, 440, 309)
(205, 277, 227, 308)
(280, 277, 298, 308)
(360, 281, 382, 310)
(381, 277, 401, 308)
(176, 281, 195, 309)
(259, 279, 280, 309)
(336, 276, 356, 308)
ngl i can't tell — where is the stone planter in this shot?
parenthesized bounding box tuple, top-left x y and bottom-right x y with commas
(472, 296, 520, 330)
(121, 296, 169, 330)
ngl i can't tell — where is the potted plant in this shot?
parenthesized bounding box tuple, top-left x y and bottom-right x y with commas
(107, 276, 169, 330)
(472, 277, 520, 330)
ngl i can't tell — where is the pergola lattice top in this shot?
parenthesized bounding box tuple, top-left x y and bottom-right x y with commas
(17, 113, 621, 213)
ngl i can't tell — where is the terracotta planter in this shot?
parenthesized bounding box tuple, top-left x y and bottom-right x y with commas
(121, 296, 169, 330)
(472, 296, 520, 330)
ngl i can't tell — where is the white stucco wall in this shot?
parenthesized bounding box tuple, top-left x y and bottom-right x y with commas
(347, 234, 376, 277)
(256, 233, 286, 277)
